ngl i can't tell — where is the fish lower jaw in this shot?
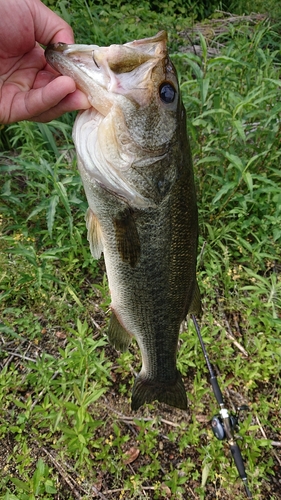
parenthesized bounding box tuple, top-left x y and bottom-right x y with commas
(87, 101, 110, 118)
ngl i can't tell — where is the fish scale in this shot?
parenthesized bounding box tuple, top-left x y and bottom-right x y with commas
(45, 31, 201, 411)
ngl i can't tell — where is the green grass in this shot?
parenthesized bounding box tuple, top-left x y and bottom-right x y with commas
(1, 1, 281, 499)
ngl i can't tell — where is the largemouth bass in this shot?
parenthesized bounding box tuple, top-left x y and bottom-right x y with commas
(45, 31, 201, 411)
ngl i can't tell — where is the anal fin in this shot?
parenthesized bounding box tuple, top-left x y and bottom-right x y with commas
(108, 311, 132, 352)
(85, 208, 103, 259)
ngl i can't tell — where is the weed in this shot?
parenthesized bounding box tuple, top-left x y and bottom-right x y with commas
(1, 3, 281, 499)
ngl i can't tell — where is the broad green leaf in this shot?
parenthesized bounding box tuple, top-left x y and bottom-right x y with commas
(196, 156, 221, 165)
(47, 194, 59, 237)
(9, 246, 37, 266)
(84, 387, 105, 405)
(37, 457, 46, 474)
(78, 433, 86, 444)
(197, 108, 231, 119)
(245, 151, 267, 169)
(40, 246, 71, 258)
(1, 180, 11, 196)
(36, 267, 43, 286)
(201, 462, 212, 487)
(200, 77, 210, 105)
(16, 275, 34, 286)
(64, 402, 80, 411)
(58, 0, 71, 24)
(182, 57, 203, 79)
(27, 201, 48, 221)
(243, 171, 253, 195)
(66, 285, 83, 307)
(264, 78, 281, 87)
(37, 123, 59, 157)
(55, 181, 73, 233)
(55, 181, 71, 215)
(224, 153, 244, 171)
(198, 31, 207, 61)
(32, 459, 45, 495)
(273, 227, 281, 242)
(233, 119, 246, 141)
(209, 56, 245, 66)
(73, 384, 82, 404)
(9, 477, 30, 492)
(212, 181, 236, 204)
(44, 479, 57, 494)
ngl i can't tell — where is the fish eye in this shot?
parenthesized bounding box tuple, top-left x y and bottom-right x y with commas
(159, 82, 176, 104)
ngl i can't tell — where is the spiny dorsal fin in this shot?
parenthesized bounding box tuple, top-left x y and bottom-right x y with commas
(113, 208, 140, 268)
(108, 310, 132, 352)
(85, 208, 103, 259)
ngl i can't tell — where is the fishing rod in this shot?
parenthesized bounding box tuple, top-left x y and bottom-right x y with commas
(191, 314, 253, 499)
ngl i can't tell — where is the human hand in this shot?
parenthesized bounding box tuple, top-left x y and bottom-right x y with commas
(0, 0, 91, 124)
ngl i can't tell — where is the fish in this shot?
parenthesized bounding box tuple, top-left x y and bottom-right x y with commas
(45, 31, 201, 411)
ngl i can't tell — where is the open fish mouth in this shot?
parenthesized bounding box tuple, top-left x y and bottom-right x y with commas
(45, 31, 178, 208)
(45, 31, 170, 115)
(46, 42, 112, 116)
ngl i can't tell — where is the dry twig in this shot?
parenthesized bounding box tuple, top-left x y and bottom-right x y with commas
(178, 12, 267, 56)
(255, 414, 281, 466)
(42, 447, 108, 500)
(214, 318, 249, 357)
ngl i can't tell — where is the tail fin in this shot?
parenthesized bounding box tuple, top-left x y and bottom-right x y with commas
(131, 371, 187, 411)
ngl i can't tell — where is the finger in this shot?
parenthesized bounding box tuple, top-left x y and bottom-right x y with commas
(8, 75, 90, 123)
(32, 70, 62, 90)
(29, 0, 75, 46)
(32, 89, 92, 123)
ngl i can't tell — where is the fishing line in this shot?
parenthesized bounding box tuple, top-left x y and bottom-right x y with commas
(191, 314, 253, 499)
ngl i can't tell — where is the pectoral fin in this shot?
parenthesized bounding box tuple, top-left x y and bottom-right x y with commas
(114, 208, 140, 268)
(108, 311, 132, 352)
(85, 208, 103, 259)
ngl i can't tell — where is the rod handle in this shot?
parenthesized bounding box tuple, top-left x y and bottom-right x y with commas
(230, 442, 252, 498)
